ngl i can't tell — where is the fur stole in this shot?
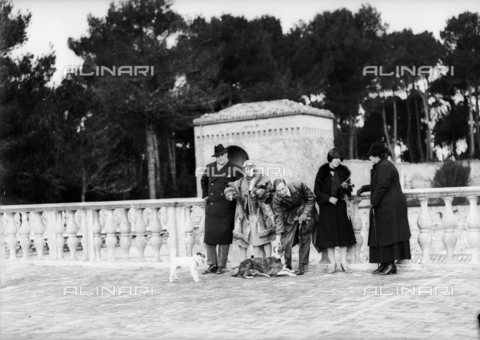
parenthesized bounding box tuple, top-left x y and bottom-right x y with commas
(317, 163, 351, 183)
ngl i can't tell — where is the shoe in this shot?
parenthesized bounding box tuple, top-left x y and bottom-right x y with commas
(379, 262, 397, 275)
(295, 265, 306, 275)
(372, 263, 386, 274)
(327, 263, 336, 274)
(216, 267, 226, 274)
(340, 263, 352, 273)
(202, 265, 217, 275)
(286, 257, 292, 270)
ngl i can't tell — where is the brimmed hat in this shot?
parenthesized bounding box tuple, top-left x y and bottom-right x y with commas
(212, 144, 228, 157)
(242, 160, 255, 168)
(327, 148, 345, 162)
(366, 142, 387, 157)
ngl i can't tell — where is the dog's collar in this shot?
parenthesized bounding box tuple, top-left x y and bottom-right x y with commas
(193, 256, 199, 266)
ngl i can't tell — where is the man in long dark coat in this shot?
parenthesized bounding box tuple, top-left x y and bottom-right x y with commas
(272, 179, 318, 275)
(357, 142, 411, 275)
(201, 144, 243, 274)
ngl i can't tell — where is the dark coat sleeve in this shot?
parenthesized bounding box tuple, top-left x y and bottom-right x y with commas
(298, 181, 315, 218)
(370, 162, 393, 208)
(200, 165, 210, 199)
(314, 167, 332, 204)
(272, 195, 285, 235)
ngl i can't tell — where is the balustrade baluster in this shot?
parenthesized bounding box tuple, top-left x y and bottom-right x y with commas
(55, 211, 66, 260)
(166, 206, 177, 259)
(17, 212, 31, 260)
(92, 210, 102, 261)
(65, 211, 79, 261)
(41, 212, 55, 260)
(30, 212, 46, 260)
(115, 209, 131, 261)
(144, 208, 162, 262)
(197, 206, 206, 255)
(184, 205, 195, 257)
(191, 205, 205, 255)
(441, 197, 457, 263)
(129, 208, 146, 261)
(467, 196, 480, 264)
(350, 198, 364, 263)
(74, 210, 88, 261)
(0, 214, 5, 288)
(100, 209, 116, 261)
(5, 213, 18, 260)
(417, 198, 433, 264)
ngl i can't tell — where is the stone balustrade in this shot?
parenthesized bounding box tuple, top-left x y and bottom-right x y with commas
(0, 198, 206, 267)
(348, 186, 480, 265)
(0, 186, 479, 286)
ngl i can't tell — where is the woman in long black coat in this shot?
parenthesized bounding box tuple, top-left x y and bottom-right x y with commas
(314, 148, 356, 274)
(357, 142, 411, 275)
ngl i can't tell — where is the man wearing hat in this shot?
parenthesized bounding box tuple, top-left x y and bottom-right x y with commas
(272, 178, 318, 275)
(200, 144, 243, 274)
(357, 141, 411, 275)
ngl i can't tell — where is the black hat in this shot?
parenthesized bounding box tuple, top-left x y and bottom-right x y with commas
(366, 142, 387, 157)
(327, 148, 345, 162)
(212, 144, 228, 157)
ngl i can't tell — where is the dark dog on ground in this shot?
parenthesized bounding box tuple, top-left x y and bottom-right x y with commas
(231, 247, 297, 279)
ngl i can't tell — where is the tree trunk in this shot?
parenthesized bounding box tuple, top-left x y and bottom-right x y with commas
(228, 84, 233, 108)
(162, 161, 168, 196)
(146, 122, 156, 199)
(475, 84, 480, 154)
(392, 89, 397, 159)
(467, 83, 475, 158)
(167, 131, 177, 192)
(420, 90, 432, 162)
(152, 131, 164, 198)
(420, 93, 431, 161)
(348, 116, 355, 159)
(381, 104, 394, 160)
(354, 122, 358, 159)
(81, 168, 86, 202)
(413, 93, 425, 162)
(451, 99, 458, 159)
(406, 88, 413, 162)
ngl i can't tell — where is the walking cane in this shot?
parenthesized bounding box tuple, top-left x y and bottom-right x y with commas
(372, 208, 380, 269)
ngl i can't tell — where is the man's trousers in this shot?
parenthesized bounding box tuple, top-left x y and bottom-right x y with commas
(281, 224, 311, 268)
(205, 244, 230, 268)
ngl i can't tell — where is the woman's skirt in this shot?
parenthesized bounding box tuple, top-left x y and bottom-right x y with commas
(369, 240, 412, 263)
(314, 200, 356, 251)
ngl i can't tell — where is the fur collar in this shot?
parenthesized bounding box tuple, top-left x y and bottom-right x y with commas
(317, 163, 350, 182)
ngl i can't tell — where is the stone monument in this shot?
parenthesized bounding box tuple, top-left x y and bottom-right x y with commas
(193, 99, 335, 196)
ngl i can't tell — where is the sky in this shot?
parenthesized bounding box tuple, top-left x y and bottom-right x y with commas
(9, 0, 480, 86)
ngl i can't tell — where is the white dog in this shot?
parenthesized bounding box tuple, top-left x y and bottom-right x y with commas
(169, 253, 206, 283)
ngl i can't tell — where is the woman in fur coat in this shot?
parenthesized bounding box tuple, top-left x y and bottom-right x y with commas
(225, 160, 276, 259)
(313, 148, 356, 274)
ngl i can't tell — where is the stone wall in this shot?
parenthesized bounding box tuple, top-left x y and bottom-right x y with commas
(194, 114, 334, 196)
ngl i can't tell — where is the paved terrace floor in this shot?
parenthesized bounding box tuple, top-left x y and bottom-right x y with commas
(1, 258, 480, 340)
